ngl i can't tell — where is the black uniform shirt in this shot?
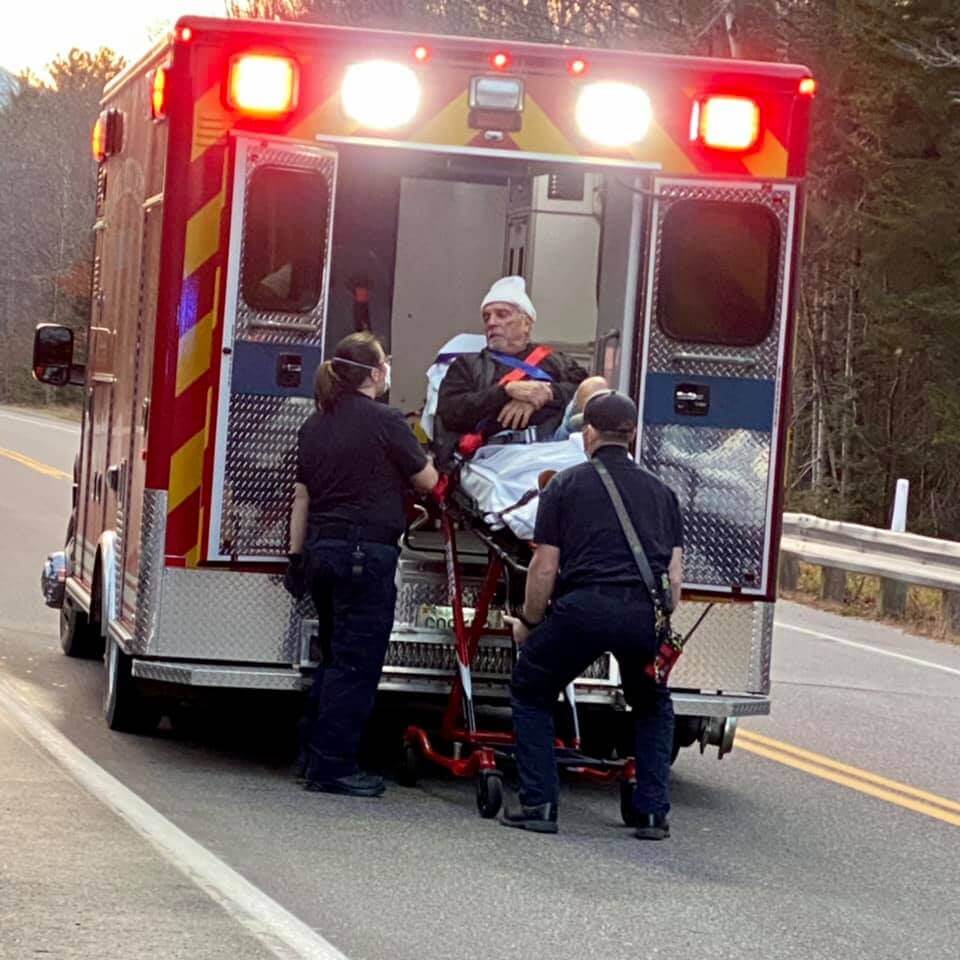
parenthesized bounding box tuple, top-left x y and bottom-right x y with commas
(296, 392, 428, 541)
(533, 444, 683, 595)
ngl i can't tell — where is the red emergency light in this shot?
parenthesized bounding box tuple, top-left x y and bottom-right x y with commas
(413, 45, 431, 63)
(490, 51, 511, 71)
(227, 53, 299, 117)
(799, 77, 817, 96)
(568, 57, 588, 77)
(693, 95, 760, 151)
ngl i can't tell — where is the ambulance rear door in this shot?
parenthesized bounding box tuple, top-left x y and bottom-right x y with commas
(636, 178, 799, 599)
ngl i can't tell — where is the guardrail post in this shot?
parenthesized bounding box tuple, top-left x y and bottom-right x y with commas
(880, 579, 907, 619)
(779, 553, 799, 591)
(879, 481, 910, 619)
(820, 566, 846, 603)
(943, 591, 960, 636)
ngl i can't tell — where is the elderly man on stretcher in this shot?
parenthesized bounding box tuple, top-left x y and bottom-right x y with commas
(434, 276, 607, 463)
(430, 276, 610, 540)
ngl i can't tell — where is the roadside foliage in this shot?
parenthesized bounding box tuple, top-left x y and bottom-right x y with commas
(1, 1, 959, 538)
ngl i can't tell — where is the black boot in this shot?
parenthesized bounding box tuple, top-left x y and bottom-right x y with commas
(500, 801, 558, 833)
(305, 772, 386, 797)
(634, 813, 670, 840)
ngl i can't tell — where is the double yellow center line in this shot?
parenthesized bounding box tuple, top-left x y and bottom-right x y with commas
(0, 447, 71, 481)
(738, 729, 960, 827)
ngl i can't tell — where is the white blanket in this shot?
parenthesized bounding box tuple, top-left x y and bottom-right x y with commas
(459, 434, 587, 540)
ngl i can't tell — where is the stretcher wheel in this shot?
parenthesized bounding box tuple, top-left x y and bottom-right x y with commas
(619, 779, 636, 827)
(475, 771, 503, 819)
(397, 741, 420, 787)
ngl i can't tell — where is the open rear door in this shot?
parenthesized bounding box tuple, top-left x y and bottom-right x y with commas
(208, 136, 337, 562)
(637, 178, 798, 599)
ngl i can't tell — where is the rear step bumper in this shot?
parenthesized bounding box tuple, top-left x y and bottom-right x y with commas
(130, 658, 769, 716)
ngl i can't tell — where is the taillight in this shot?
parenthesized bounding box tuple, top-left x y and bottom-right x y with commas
(150, 65, 170, 120)
(693, 96, 760, 151)
(227, 54, 299, 117)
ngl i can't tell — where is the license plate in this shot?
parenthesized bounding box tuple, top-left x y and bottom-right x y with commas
(415, 604, 504, 631)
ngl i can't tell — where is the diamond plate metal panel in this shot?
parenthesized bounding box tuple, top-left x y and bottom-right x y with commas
(219, 394, 313, 556)
(235, 145, 336, 346)
(668, 600, 772, 694)
(152, 567, 305, 661)
(130, 488, 166, 655)
(642, 424, 770, 588)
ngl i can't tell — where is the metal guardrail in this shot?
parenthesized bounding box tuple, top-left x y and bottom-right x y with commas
(779, 513, 960, 632)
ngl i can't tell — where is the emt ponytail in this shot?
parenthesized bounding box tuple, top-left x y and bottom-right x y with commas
(314, 331, 384, 412)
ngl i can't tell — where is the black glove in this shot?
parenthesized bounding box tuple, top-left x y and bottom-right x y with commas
(284, 553, 307, 600)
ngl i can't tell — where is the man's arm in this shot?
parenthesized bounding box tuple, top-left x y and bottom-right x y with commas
(437, 355, 508, 433)
(523, 544, 560, 624)
(289, 482, 310, 554)
(410, 459, 440, 493)
(669, 546, 683, 610)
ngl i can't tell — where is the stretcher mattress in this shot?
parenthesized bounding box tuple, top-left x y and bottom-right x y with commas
(458, 434, 587, 540)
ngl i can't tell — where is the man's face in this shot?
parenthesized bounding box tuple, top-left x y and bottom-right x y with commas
(482, 302, 533, 355)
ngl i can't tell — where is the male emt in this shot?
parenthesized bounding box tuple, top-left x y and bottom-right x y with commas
(504, 391, 684, 840)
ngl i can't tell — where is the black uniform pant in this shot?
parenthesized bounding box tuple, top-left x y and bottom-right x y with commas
(510, 584, 674, 815)
(303, 538, 398, 782)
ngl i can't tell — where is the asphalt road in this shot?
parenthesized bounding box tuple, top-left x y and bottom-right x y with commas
(1, 404, 959, 960)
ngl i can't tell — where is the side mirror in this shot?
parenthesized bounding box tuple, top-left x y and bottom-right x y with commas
(33, 324, 84, 387)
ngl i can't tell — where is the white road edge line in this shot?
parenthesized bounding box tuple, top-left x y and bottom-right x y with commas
(0, 677, 348, 960)
(0, 409, 79, 434)
(774, 622, 960, 678)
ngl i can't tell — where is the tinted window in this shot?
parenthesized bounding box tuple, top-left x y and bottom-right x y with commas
(657, 200, 780, 347)
(242, 166, 329, 314)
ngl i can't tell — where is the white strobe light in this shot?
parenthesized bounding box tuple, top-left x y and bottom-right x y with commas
(575, 82, 653, 148)
(341, 60, 422, 130)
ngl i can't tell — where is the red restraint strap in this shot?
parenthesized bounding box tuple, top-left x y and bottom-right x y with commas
(456, 345, 554, 458)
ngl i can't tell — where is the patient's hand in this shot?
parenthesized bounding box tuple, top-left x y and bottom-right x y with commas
(505, 380, 553, 409)
(498, 399, 537, 430)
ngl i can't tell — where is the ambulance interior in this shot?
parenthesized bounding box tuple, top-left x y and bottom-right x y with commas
(319, 145, 636, 416)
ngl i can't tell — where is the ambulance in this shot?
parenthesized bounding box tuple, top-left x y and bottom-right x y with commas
(34, 16, 813, 759)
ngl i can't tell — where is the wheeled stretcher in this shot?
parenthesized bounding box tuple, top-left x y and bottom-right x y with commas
(398, 444, 639, 820)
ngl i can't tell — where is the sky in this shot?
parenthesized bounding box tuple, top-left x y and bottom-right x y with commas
(0, 1, 229, 75)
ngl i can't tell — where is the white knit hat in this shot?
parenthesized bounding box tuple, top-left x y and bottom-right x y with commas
(480, 275, 536, 321)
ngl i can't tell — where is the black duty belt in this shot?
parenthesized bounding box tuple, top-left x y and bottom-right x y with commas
(312, 522, 399, 546)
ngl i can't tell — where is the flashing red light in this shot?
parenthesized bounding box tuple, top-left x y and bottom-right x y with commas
(227, 53, 299, 117)
(799, 77, 817, 96)
(176, 26, 193, 43)
(568, 58, 588, 77)
(91, 116, 107, 163)
(150, 65, 169, 120)
(490, 51, 511, 70)
(413, 45, 430, 63)
(697, 95, 760, 151)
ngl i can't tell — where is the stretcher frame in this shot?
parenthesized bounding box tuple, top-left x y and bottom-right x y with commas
(401, 486, 637, 819)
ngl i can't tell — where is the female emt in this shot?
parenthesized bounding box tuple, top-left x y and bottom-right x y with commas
(286, 332, 438, 797)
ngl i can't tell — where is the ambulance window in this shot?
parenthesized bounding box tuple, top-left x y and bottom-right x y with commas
(242, 166, 329, 314)
(657, 200, 780, 347)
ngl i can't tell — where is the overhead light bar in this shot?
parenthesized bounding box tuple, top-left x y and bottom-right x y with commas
(341, 60, 422, 130)
(227, 53, 299, 118)
(576, 82, 653, 148)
